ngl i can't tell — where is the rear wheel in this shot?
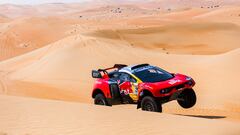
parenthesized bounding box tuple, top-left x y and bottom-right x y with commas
(94, 93, 107, 106)
(141, 96, 162, 112)
(177, 89, 196, 108)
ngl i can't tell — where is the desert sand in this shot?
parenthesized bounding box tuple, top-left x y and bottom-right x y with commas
(0, 0, 240, 134)
(0, 95, 240, 135)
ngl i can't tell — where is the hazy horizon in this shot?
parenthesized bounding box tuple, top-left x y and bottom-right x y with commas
(0, 0, 88, 5)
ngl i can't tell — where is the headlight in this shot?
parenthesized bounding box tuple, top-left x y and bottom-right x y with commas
(160, 88, 172, 94)
(186, 76, 192, 81)
(186, 81, 193, 86)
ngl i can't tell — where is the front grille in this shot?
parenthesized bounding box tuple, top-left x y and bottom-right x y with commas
(161, 84, 185, 94)
(176, 84, 185, 90)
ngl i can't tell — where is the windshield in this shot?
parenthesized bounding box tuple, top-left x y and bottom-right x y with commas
(133, 66, 174, 83)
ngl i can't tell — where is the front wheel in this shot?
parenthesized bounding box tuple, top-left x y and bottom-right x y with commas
(141, 96, 162, 112)
(177, 89, 196, 108)
(94, 93, 108, 106)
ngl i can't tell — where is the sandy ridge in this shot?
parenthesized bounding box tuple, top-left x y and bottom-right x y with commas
(0, 2, 239, 135)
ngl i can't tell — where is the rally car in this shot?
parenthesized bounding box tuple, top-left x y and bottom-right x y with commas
(91, 64, 196, 112)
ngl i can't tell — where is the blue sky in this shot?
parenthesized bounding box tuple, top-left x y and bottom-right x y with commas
(0, 0, 88, 5)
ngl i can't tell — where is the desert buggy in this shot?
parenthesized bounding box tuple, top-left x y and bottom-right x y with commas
(91, 64, 196, 112)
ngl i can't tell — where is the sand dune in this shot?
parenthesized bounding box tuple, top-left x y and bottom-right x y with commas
(0, 95, 240, 135)
(0, 1, 240, 135)
(1, 4, 239, 61)
(0, 17, 88, 61)
(0, 33, 239, 121)
(0, 4, 86, 18)
(90, 22, 240, 55)
(0, 15, 9, 23)
(0, 4, 37, 18)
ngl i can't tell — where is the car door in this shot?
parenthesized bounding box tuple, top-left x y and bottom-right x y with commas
(118, 72, 138, 102)
(108, 72, 122, 105)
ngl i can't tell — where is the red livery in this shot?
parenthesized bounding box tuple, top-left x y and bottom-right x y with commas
(91, 64, 196, 112)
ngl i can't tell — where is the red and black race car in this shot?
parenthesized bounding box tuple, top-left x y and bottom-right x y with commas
(91, 64, 196, 112)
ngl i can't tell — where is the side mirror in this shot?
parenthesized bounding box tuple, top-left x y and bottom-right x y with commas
(92, 70, 102, 78)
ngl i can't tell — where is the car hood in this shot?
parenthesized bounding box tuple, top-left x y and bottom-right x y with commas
(141, 73, 189, 90)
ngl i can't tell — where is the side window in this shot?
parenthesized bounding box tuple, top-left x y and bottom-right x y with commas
(111, 72, 120, 80)
(112, 72, 119, 78)
(119, 73, 137, 83)
(119, 73, 130, 82)
(129, 76, 137, 83)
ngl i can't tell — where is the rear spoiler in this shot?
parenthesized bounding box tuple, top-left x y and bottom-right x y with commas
(98, 64, 127, 71)
(92, 64, 127, 78)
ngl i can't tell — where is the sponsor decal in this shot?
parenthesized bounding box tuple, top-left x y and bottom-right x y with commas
(145, 85, 153, 89)
(95, 81, 102, 84)
(169, 79, 181, 85)
(133, 66, 152, 72)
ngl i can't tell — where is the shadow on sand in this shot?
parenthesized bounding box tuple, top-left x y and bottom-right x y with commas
(175, 114, 226, 119)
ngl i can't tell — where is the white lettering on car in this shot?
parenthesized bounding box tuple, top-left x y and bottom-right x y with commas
(96, 81, 102, 84)
(169, 79, 181, 85)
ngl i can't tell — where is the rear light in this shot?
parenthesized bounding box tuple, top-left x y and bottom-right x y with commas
(160, 88, 172, 94)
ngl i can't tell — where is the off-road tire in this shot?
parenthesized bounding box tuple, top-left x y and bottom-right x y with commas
(177, 89, 196, 108)
(141, 96, 162, 112)
(94, 93, 108, 106)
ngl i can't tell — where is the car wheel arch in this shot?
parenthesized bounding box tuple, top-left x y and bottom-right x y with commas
(92, 89, 105, 98)
(139, 89, 154, 100)
(137, 89, 154, 109)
